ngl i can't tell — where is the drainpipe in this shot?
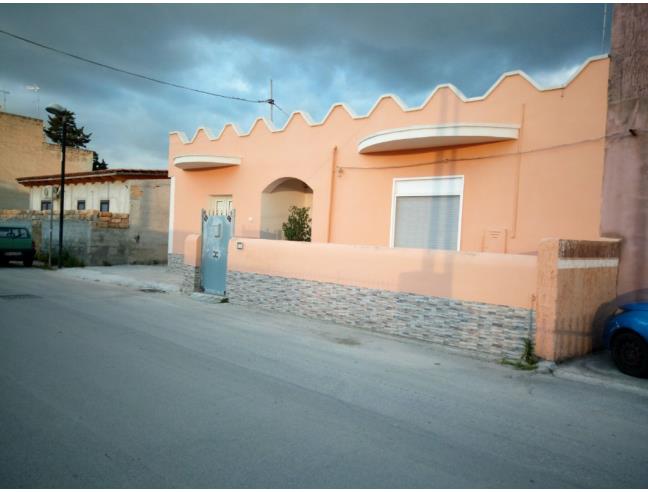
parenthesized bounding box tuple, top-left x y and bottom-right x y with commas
(327, 146, 338, 243)
(509, 104, 526, 243)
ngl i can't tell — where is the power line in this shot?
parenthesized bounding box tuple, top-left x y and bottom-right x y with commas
(0, 27, 272, 105)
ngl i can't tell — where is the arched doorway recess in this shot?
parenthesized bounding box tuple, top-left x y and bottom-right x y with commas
(260, 177, 313, 239)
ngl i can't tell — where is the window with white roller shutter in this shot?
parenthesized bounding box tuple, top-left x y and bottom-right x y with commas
(390, 176, 464, 251)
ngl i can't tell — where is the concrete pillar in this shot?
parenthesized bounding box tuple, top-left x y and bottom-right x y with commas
(535, 238, 621, 361)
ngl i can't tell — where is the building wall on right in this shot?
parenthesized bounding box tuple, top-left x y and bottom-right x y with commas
(601, 4, 648, 298)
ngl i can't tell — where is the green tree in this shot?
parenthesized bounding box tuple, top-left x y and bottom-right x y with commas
(92, 151, 109, 171)
(282, 206, 311, 242)
(44, 110, 92, 149)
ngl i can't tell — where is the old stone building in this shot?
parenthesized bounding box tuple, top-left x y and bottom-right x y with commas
(12, 168, 170, 265)
(0, 111, 93, 209)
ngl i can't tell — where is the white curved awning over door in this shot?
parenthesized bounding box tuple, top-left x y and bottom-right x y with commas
(358, 123, 519, 154)
(173, 155, 241, 170)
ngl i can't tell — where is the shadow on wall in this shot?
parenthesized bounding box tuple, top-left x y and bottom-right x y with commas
(398, 88, 461, 306)
(391, 95, 535, 356)
(0, 184, 29, 210)
(260, 177, 313, 240)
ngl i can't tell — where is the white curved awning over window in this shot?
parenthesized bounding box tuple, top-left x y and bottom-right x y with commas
(173, 155, 241, 170)
(358, 123, 520, 154)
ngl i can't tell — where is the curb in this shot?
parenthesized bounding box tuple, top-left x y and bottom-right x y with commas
(190, 292, 229, 304)
(551, 368, 648, 398)
(56, 269, 181, 294)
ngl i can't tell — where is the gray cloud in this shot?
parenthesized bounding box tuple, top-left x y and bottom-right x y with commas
(0, 4, 610, 168)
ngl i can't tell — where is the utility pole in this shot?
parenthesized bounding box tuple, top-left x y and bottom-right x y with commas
(45, 104, 68, 268)
(0, 89, 8, 111)
(58, 120, 67, 268)
(48, 187, 55, 268)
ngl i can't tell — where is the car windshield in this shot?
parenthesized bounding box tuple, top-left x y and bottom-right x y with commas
(0, 227, 30, 239)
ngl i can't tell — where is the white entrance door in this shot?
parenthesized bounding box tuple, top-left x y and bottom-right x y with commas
(208, 195, 233, 216)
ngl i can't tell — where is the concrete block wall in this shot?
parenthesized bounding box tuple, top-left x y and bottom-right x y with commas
(43, 219, 93, 261)
(0, 209, 164, 266)
(128, 179, 169, 265)
(38, 211, 129, 264)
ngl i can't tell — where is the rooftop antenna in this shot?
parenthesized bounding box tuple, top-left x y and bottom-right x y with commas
(25, 84, 40, 116)
(0, 89, 8, 111)
(269, 78, 273, 124)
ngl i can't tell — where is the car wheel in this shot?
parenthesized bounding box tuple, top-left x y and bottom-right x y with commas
(22, 255, 33, 267)
(611, 331, 648, 378)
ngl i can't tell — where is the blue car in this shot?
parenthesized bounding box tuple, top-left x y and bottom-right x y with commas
(603, 302, 648, 378)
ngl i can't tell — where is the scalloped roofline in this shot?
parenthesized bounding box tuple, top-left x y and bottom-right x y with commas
(170, 54, 609, 145)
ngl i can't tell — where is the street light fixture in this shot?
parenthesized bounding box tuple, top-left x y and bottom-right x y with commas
(45, 104, 69, 269)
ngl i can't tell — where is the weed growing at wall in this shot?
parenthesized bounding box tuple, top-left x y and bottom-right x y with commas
(37, 249, 85, 268)
(501, 337, 539, 370)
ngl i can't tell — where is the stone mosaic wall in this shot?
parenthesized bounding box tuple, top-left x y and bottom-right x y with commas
(167, 253, 185, 274)
(167, 254, 202, 293)
(181, 264, 201, 293)
(227, 270, 535, 359)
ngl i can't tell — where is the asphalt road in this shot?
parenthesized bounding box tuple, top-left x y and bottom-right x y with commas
(1, 267, 647, 488)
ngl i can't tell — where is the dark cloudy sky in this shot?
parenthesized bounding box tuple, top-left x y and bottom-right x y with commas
(0, 4, 610, 169)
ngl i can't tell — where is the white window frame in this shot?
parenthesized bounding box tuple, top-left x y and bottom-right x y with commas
(389, 175, 464, 251)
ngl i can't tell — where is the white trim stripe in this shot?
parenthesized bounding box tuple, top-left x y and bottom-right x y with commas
(169, 54, 608, 144)
(558, 258, 619, 269)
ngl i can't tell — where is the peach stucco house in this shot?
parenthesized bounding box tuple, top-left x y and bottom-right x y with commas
(169, 54, 609, 256)
(167, 54, 618, 362)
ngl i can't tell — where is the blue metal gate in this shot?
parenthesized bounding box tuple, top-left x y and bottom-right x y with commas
(201, 209, 233, 296)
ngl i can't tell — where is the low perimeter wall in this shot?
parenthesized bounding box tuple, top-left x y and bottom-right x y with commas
(178, 237, 622, 362)
(221, 239, 536, 359)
